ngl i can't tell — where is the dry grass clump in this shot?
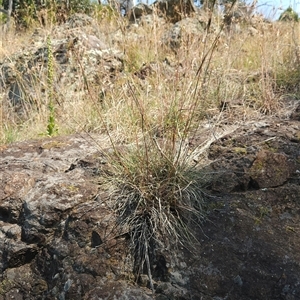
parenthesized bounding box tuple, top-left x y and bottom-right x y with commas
(104, 127, 206, 287)
(101, 67, 210, 288)
(88, 9, 221, 286)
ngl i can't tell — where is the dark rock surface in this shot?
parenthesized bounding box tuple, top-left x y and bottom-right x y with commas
(128, 3, 153, 22)
(1, 109, 300, 299)
(190, 117, 300, 299)
(0, 135, 138, 299)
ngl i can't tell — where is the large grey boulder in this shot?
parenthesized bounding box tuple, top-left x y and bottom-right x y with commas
(153, 0, 196, 23)
(128, 3, 153, 22)
(163, 17, 205, 51)
(0, 134, 191, 299)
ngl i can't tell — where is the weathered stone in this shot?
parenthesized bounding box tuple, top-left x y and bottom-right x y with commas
(290, 103, 300, 121)
(128, 3, 153, 22)
(0, 222, 21, 240)
(163, 17, 205, 50)
(0, 172, 35, 223)
(2, 264, 43, 295)
(5, 241, 38, 268)
(249, 150, 293, 188)
(156, 281, 188, 298)
(210, 170, 250, 193)
(153, 0, 196, 23)
(64, 13, 95, 29)
(83, 280, 153, 299)
(0, 135, 144, 298)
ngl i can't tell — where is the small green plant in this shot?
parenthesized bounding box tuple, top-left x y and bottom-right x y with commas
(46, 35, 58, 137)
(1, 125, 19, 144)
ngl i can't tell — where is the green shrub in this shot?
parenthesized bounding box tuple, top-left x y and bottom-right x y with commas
(3, 0, 94, 28)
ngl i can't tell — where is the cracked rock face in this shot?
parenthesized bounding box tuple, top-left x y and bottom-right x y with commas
(249, 149, 295, 188)
(0, 135, 138, 299)
(1, 112, 300, 299)
(0, 134, 187, 299)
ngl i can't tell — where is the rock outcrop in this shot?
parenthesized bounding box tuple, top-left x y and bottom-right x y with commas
(0, 134, 150, 299)
(163, 17, 205, 51)
(0, 13, 123, 118)
(1, 106, 300, 299)
(127, 0, 196, 24)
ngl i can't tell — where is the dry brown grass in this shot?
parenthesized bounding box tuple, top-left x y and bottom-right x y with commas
(1, 8, 299, 144)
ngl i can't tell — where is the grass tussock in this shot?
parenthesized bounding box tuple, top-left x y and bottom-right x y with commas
(101, 71, 210, 284)
(105, 133, 205, 285)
